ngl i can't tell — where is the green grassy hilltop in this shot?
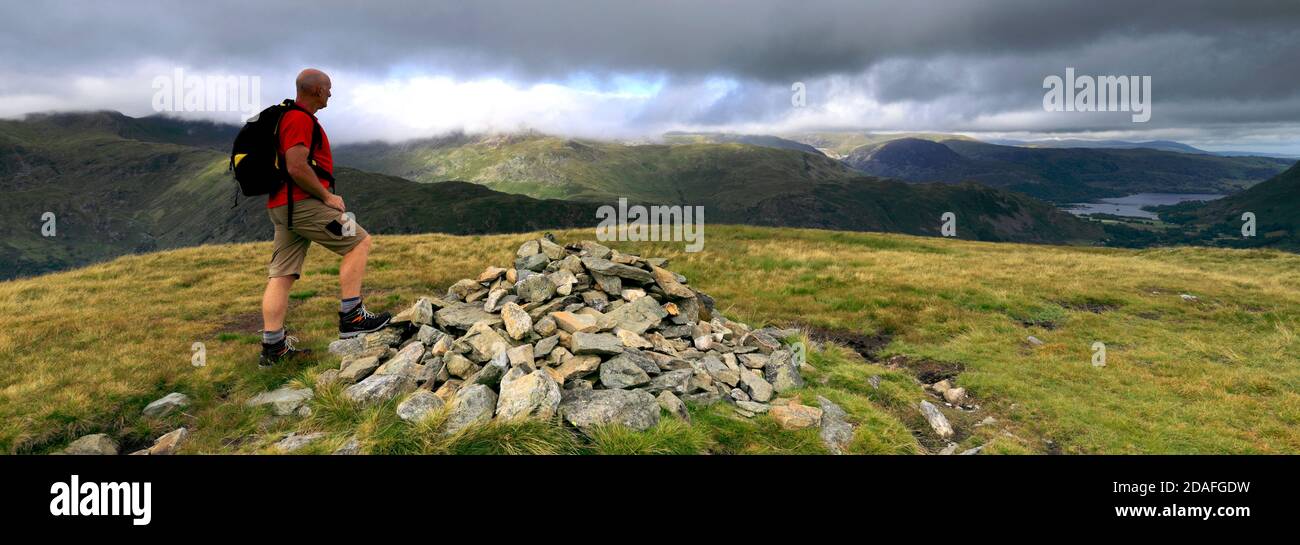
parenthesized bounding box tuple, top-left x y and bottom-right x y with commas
(2, 225, 1296, 454)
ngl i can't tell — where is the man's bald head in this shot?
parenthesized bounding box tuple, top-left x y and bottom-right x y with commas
(295, 68, 332, 112)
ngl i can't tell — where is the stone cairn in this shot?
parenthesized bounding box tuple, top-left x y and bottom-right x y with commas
(63, 235, 857, 455)
(321, 235, 811, 437)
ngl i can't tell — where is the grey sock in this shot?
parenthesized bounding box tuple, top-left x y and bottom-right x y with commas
(263, 328, 285, 345)
(341, 296, 362, 314)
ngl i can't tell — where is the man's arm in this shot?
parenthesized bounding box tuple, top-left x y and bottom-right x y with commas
(285, 144, 345, 211)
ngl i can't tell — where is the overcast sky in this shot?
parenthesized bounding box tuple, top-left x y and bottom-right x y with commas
(2, 0, 1299, 152)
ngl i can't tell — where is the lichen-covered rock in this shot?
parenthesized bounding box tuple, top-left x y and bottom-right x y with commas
(442, 384, 498, 436)
(763, 349, 805, 393)
(570, 331, 623, 356)
(374, 342, 426, 378)
(62, 433, 119, 455)
(246, 387, 313, 416)
(344, 374, 415, 405)
(339, 356, 382, 384)
(392, 297, 434, 326)
(599, 353, 652, 389)
(147, 427, 188, 455)
(143, 392, 190, 418)
(817, 396, 854, 454)
(328, 336, 365, 357)
(642, 369, 692, 395)
(274, 432, 325, 452)
(517, 273, 557, 303)
(919, 400, 954, 438)
(738, 368, 774, 402)
(435, 302, 502, 331)
(500, 302, 533, 341)
(397, 390, 445, 422)
(559, 389, 660, 432)
(455, 321, 510, 363)
(656, 391, 690, 422)
(603, 295, 668, 334)
(769, 402, 823, 430)
(496, 370, 562, 421)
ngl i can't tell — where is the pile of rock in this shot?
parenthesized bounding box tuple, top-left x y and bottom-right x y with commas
(324, 235, 809, 436)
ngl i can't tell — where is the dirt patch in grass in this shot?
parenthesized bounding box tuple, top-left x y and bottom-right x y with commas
(793, 323, 892, 362)
(212, 311, 265, 336)
(883, 354, 965, 384)
(1019, 318, 1061, 329)
(1054, 299, 1120, 313)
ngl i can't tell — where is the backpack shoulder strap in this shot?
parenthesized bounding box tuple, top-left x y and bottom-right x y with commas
(278, 102, 334, 230)
(285, 101, 334, 188)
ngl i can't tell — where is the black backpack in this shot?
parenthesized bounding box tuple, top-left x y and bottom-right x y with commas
(229, 99, 335, 228)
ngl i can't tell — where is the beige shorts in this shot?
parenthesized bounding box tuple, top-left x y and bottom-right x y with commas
(267, 198, 369, 278)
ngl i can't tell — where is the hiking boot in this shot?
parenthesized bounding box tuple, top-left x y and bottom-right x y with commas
(339, 306, 392, 339)
(259, 335, 311, 368)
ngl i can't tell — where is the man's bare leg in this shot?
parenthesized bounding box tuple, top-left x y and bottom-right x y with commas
(337, 234, 391, 338)
(262, 275, 296, 333)
(339, 234, 372, 300)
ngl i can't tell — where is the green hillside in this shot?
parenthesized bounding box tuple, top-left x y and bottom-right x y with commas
(334, 132, 1102, 243)
(0, 117, 601, 279)
(849, 138, 1293, 202)
(2, 226, 1297, 454)
(1, 115, 1109, 279)
(733, 178, 1102, 243)
(1148, 161, 1300, 250)
(661, 131, 825, 155)
(786, 131, 979, 158)
(334, 132, 858, 202)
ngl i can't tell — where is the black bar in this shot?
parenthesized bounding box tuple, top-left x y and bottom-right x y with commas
(2, 455, 1290, 534)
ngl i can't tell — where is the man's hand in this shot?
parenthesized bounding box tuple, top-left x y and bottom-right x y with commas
(324, 194, 346, 212)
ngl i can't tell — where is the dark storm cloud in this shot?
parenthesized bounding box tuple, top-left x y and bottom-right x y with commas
(3, 0, 1298, 82)
(1, 0, 1298, 144)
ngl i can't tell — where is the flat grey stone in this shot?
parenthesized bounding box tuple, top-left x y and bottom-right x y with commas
(143, 392, 190, 418)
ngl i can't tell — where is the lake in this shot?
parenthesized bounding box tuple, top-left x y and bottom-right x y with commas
(1062, 193, 1225, 220)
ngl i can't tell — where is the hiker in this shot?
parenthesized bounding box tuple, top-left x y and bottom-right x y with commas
(258, 68, 390, 367)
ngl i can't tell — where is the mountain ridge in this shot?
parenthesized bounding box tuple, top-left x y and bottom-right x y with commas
(1, 113, 1111, 278)
(844, 138, 1292, 202)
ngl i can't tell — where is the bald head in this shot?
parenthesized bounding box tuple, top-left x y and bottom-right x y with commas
(294, 68, 332, 112)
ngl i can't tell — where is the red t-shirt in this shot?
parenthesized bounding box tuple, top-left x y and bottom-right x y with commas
(267, 105, 333, 209)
